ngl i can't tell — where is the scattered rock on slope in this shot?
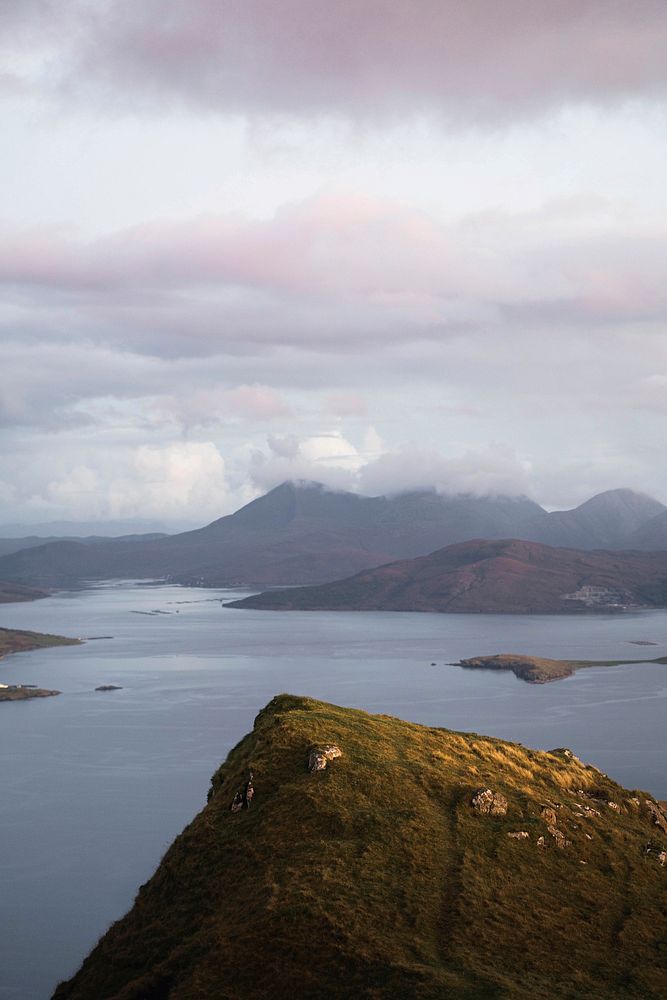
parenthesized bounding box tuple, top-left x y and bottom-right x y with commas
(308, 745, 343, 772)
(471, 788, 508, 816)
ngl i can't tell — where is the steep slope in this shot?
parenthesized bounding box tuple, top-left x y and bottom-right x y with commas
(54, 696, 667, 1000)
(628, 509, 667, 550)
(226, 538, 667, 614)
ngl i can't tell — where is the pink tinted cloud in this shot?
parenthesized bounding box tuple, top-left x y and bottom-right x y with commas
(1, 195, 667, 369)
(152, 385, 293, 428)
(65, 1, 667, 120)
(1, 193, 665, 312)
(0, 195, 451, 297)
(324, 393, 368, 418)
(227, 384, 293, 420)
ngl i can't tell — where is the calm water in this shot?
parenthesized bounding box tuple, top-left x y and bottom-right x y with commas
(2, 582, 667, 1000)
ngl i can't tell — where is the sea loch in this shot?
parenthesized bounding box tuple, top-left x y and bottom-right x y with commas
(1, 582, 667, 999)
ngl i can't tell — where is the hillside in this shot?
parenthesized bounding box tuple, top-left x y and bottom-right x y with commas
(0, 482, 663, 591)
(628, 509, 667, 550)
(225, 538, 667, 614)
(0, 531, 168, 560)
(523, 488, 665, 549)
(53, 695, 667, 1000)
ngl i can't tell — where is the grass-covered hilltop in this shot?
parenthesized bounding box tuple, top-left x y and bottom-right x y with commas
(54, 696, 667, 1000)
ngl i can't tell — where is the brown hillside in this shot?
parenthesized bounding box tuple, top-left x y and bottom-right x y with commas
(226, 538, 667, 613)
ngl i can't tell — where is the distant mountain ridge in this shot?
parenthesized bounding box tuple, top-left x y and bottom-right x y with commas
(0, 481, 664, 592)
(0, 532, 168, 561)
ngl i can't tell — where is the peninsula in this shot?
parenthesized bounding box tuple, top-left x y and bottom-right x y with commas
(0, 685, 60, 702)
(0, 581, 48, 604)
(0, 628, 80, 703)
(0, 627, 81, 659)
(456, 652, 667, 684)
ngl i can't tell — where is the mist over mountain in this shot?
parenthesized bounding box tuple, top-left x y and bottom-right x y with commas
(0, 481, 664, 592)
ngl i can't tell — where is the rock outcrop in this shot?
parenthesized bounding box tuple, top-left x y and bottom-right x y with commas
(547, 825, 572, 849)
(541, 805, 559, 825)
(471, 788, 508, 816)
(308, 745, 343, 772)
(230, 773, 254, 812)
(645, 800, 667, 835)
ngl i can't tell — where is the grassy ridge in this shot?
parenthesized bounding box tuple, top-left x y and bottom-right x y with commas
(54, 696, 667, 1000)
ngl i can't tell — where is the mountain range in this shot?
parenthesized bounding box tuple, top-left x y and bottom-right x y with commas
(1, 481, 666, 591)
(53, 695, 667, 1000)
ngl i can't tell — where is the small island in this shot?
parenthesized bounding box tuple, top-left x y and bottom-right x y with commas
(455, 652, 667, 684)
(0, 684, 60, 702)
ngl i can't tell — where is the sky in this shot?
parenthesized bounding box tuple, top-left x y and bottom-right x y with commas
(2, 0, 667, 526)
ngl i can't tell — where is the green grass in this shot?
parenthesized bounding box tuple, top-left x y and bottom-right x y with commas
(54, 695, 667, 1000)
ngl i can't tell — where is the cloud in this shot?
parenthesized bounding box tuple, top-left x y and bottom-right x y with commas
(248, 430, 366, 493)
(4, 441, 232, 522)
(324, 393, 368, 418)
(358, 444, 532, 498)
(2, 193, 666, 366)
(2, 192, 667, 464)
(12, 1, 667, 123)
(151, 385, 293, 430)
(246, 432, 531, 500)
